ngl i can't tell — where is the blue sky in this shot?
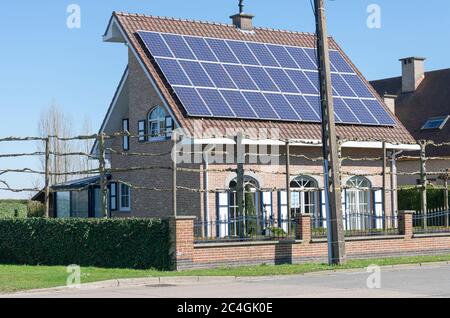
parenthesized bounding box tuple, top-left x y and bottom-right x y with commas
(0, 0, 449, 199)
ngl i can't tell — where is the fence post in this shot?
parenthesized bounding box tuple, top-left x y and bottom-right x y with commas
(419, 141, 427, 230)
(169, 216, 196, 270)
(98, 133, 108, 218)
(399, 210, 414, 239)
(44, 137, 51, 218)
(296, 213, 312, 243)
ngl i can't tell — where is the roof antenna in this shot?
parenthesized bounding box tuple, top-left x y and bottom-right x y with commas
(239, 0, 244, 14)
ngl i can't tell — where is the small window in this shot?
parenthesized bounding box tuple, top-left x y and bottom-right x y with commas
(119, 184, 131, 212)
(148, 106, 168, 140)
(138, 120, 146, 142)
(421, 116, 449, 131)
(122, 119, 130, 151)
(110, 183, 117, 211)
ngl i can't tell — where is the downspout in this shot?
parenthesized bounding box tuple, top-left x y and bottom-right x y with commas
(390, 150, 403, 226)
(203, 148, 213, 238)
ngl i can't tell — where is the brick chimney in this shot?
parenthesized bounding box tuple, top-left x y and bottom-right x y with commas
(399, 57, 426, 93)
(230, 0, 254, 31)
(383, 94, 397, 114)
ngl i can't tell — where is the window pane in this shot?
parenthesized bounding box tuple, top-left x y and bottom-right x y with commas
(56, 192, 71, 218)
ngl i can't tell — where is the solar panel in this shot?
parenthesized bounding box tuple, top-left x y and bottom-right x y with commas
(333, 98, 360, 124)
(178, 60, 214, 87)
(154, 58, 191, 86)
(138, 31, 396, 127)
(264, 93, 300, 121)
(220, 90, 258, 119)
(244, 66, 279, 92)
(330, 51, 354, 73)
(173, 87, 212, 116)
(223, 64, 259, 91)
(362, 99, 396, 125)
(197, 89, 235, 117)
(247, 42, 280, 67)
(265, 68, 299, 94)
(242, 92, 279, 120)
(201, 63, 236, 89)
(342, 99, 377, 125)
(205, 39, 239, 64)
(184, 36, 217, 62)
(285, 95, 320, 122)
(161, 34, 195, 60)
(266, 45, 298, 69)
(286, 47, 316, 70)
(226, 41, 260, 66)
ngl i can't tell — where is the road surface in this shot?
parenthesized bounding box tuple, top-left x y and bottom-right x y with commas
(3, 263, 450, 298)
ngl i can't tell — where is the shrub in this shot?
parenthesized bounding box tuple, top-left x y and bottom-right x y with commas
(26, 201, 45, 218)
(398, 187, 450, 211)
(0, 218, 172, 270)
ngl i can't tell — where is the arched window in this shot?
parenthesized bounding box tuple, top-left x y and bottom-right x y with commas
(228, 176, 260, 237)
(148, 106, 166, 138)
(345, 176, 372, 230)
(290, 176, 319, 216)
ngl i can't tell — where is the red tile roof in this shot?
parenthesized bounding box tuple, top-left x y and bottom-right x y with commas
(113, 12, 415, 143)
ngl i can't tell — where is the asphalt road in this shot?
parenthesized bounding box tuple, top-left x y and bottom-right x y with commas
(4, 263, 450, 298)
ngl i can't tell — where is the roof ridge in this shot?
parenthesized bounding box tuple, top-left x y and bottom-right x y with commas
(113, 11, 317, 37)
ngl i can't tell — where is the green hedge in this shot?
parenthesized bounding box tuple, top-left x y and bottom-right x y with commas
(0, 218, 172, 270)
(398, 187, 450, 211)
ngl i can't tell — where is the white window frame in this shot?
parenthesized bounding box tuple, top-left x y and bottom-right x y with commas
(119, 183, 131, 212)
(122, 119, 130, 151)
(148, 106, 167, 141)
(110, 183, 117, 211)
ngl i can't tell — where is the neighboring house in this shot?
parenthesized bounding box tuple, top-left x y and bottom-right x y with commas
(371, 58, 450, 186)
(42, 9, 418, 237)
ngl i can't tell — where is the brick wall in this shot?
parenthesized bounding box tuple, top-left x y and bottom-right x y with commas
(170, 212, 450, 270)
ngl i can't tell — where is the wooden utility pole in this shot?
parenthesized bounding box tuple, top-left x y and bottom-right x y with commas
(172, 132, 178, 218)
(419, 141, 427, 229)
(236, 133, 245, 236)
(382, 142, 387, 230)
(44, 137, 51, 218)
(314, 0, 346, 265)
(98, 133, 108, 218)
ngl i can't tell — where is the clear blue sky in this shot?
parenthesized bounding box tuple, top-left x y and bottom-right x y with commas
(1, 0, 449, 199)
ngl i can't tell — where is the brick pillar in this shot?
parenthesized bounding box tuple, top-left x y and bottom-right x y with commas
(169, 216, 196, 271)
(398, 211, 414, 239)
(296, 214, 312, 243)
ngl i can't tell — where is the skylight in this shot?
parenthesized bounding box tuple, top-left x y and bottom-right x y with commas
(421, 116, 449, 131)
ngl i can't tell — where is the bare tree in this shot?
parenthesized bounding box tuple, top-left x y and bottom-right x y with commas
(77, 116, 97, 178)
(37, 101, 76, 186)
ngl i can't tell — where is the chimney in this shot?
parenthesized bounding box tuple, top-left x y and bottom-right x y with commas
(230, 0, 254, 31)
(383, 94, 397, 114)
(399, 57, 426, 93)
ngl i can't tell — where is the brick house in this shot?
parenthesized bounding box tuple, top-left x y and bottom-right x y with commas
(371, 58, 450, 186)
(48, 9, 419, 238)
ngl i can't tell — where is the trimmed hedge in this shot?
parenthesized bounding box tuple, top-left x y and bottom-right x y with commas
(398, 187, 450, 211)
(0, 218, 172, 270)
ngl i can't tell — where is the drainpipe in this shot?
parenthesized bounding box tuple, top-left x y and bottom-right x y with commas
(203, 147, 213, 238)
(390, 150, 403, 226)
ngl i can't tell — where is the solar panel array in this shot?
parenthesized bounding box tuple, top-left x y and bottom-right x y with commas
(138, 31, 396, 126)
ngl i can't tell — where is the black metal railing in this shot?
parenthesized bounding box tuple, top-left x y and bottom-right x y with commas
(413, 210, 450, 234)
(311, 212, 399, 239)
(194, 216, 296, 243)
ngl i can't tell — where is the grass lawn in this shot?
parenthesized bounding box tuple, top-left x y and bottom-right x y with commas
(0, 200, 27, 218)
(1, 254, 450, 294)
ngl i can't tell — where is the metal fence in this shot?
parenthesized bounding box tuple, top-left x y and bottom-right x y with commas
(413, 210, 450, 234)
